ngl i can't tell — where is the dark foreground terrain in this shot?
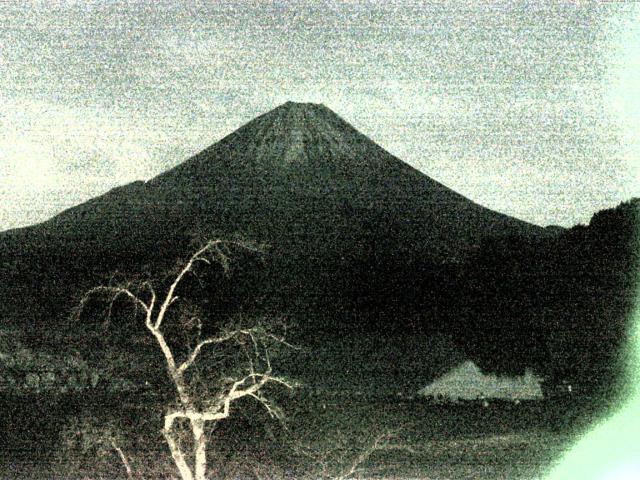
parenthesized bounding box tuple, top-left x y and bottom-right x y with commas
(0, 391, 601, 479)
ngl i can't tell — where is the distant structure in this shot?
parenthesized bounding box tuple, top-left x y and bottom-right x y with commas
(418, 360, 544, 402)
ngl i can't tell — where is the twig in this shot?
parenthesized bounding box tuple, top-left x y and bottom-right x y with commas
(110, 438, 134, 480)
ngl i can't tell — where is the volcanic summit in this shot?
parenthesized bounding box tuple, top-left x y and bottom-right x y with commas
(0, 102, 543, 325)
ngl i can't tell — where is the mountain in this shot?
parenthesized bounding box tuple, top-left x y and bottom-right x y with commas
(0, 101, 547, 330)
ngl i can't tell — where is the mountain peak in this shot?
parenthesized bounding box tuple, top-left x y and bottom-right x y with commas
(280, 100, 325, 109)
(265, 100, 339, 125)
(268, 100, 327, 119)
(265, 100, 335, 124)
(192, 100, 367, 172)
(140, 101, 541, 262)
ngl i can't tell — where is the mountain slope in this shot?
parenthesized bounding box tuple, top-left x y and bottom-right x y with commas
(149, 101, 539, 255)
(0, 101, 545, 327)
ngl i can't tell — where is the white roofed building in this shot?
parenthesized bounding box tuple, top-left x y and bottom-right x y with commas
(418, 360, 544, 402)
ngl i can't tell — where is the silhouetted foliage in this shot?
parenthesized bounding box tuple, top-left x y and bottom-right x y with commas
(452, 199, 639, 399)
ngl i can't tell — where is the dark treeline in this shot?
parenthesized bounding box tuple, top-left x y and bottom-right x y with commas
(341, 199, 639, 399)
(1, 197, 638, 402)
(458, 198, 638, 397)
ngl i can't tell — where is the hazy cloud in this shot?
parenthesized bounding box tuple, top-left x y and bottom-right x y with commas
(0, 1, 638, 229)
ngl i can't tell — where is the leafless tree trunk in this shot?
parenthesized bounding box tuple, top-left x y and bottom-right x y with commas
(78, 240, 294, 480)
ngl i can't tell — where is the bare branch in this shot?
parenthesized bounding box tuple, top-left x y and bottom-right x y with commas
(247, 392, 285, 420)
(155, 240, 228, 329)
(245, 329, 260, 359)
(163, 368, 290, 425)
(178, 325, 289, 374)
(335, 431, 416, 480)
(193, 256, 211, 265)
(109, 438, 134, 480)
(163, 414, 195, 480)
(264, 331, 299, 350)
(293, 429, 414, 480)
(177, 330, 240, 373)
(77, 285, 152, 321)
(141, 281, 157, 310)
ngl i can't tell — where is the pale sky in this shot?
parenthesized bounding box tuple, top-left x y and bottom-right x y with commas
(1, 0, 638, 230)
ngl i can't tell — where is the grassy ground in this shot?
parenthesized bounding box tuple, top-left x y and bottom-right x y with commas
(0, 392, 591, 479)
(275, 396, 578, 479)
(357, 432, 571, 480)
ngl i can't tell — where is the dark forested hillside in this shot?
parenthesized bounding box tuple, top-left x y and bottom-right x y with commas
(449, 198, 639, 398)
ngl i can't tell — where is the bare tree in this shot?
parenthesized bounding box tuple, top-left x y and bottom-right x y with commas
(294, 429, 416, 479)
(77, 240, 294, 480)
